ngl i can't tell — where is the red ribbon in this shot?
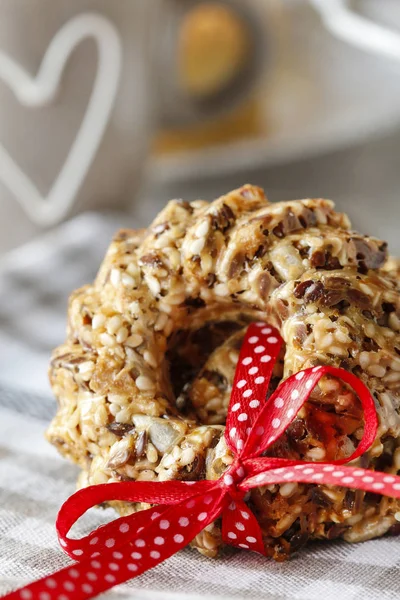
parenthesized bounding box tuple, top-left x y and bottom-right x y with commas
(4, 322, 400, 600)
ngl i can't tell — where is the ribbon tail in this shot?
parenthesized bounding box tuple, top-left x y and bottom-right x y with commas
(3, 486, 226, 600)
(241, 462, 400, 502)
(222, 496, 265, 555)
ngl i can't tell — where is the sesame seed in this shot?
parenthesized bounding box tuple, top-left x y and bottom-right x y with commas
(136, 375, 155, 391)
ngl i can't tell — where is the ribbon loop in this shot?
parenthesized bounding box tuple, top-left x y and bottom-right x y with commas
(57, 480, 217, 560)
(225, 322, 282, 455)
(243, 365, 378, 460)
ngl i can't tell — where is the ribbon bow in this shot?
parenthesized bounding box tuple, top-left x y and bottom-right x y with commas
(5, 322, 400, 600)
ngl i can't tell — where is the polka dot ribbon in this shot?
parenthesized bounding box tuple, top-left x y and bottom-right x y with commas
(5, 322, 400, 600)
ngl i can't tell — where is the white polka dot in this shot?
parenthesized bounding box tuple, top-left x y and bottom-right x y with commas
(135, 539, 145, 548)
(332, 471, 345, 478)
(235, 522, 245, 531)
(261, 327, 272, 334)
(198, 512, 208, 521)
(179, 517, 189, 527)
(151, 512, 161, 520)
(87, 573, 97, 582)
(243, 390, 252, 398)
(267, 336, 278, 344)
(249, 336, 259, 344)
(372, 482, 384, 490)
(238, 413, 248, 421)
(227, 532, 237, 539)
(305, 380, 313, 390)
(246, 536, 257, 543)
(159, 520, 170, 530)
(131, 552, 142, 560)
(20, 592, 32, 600)
(261, 355, 272, 363)
(91, 560, 101, 569)
(68, 569, 79, 579)
(254, 345, 265, 354)
(236, 466, 245, 478)
(154, 536, 165, 545)
(224, 474, 234, 486)
(239, 543, 249, 549)
(127, 564, 138, 572)
(272, 418, 281, 429)
(89, 536, 99, 545)
(393, 483, 400, 491)
(150, 551, 161, 559)
(105, 538, 115, 548)
(39, 592, 50, 600)
(186, 499, 195, 508)
(274, 397, 284, 408)
(72, 549, 83, 556)
(105, 574, 116, 583)
(362, 476, 374, 483)
(256, 426, 264, 436)
(342, 476, 354, 484)
(174, 534, 184, 543)
(287, 408, 295, 418)
(295, 372, 305, 381)
(241, 510, 250, 520)
(255, 377, 265, 385)
(113, 551, 123, 560)
(109, 563, 119, 571)
(59, 539, 67, 547)
(303, 468, 314, 474)
(246, 427, 251, 435)
(204, 494, 213, 504)
(291, 389, 299, 400)
(312, 366, 321, 372)
(323, 465, 334, 472)
(249, 400, 260, 408)
(228, 501, 236, 510)
(312, 473, 323, 480)
(119, 523, 129, 533)
(63, 582, 75, 592)
(91, 552, 100, 558)
(82, 584, 93, 594)
(229, 427, 237, 438)
(352, 470, 364, 477)
(249, 366, 259, 375)
(283, 471, 294, 479)
(138, 527, 144, 533)
(58, 595, 69, 600)
(232, 403, 241, 412)
(45, 579, 57, 589)
(242, 357, 252, 365)
(384, 475, 396, 483)
(237, 439, 244, 450)
(237, 379, 246, 389)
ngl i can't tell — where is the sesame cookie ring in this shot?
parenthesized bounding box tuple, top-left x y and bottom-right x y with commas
(48, 185, 400, 559)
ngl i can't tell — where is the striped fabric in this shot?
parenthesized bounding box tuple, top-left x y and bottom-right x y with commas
(1, 214, 399, 600)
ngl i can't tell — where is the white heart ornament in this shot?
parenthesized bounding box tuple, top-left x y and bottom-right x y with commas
(0, 13, 122, 226)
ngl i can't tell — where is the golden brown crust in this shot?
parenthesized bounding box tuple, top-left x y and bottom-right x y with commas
(47, 185, 400, 558)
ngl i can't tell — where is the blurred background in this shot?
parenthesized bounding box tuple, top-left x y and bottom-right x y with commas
(1, 0, 400, 400)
